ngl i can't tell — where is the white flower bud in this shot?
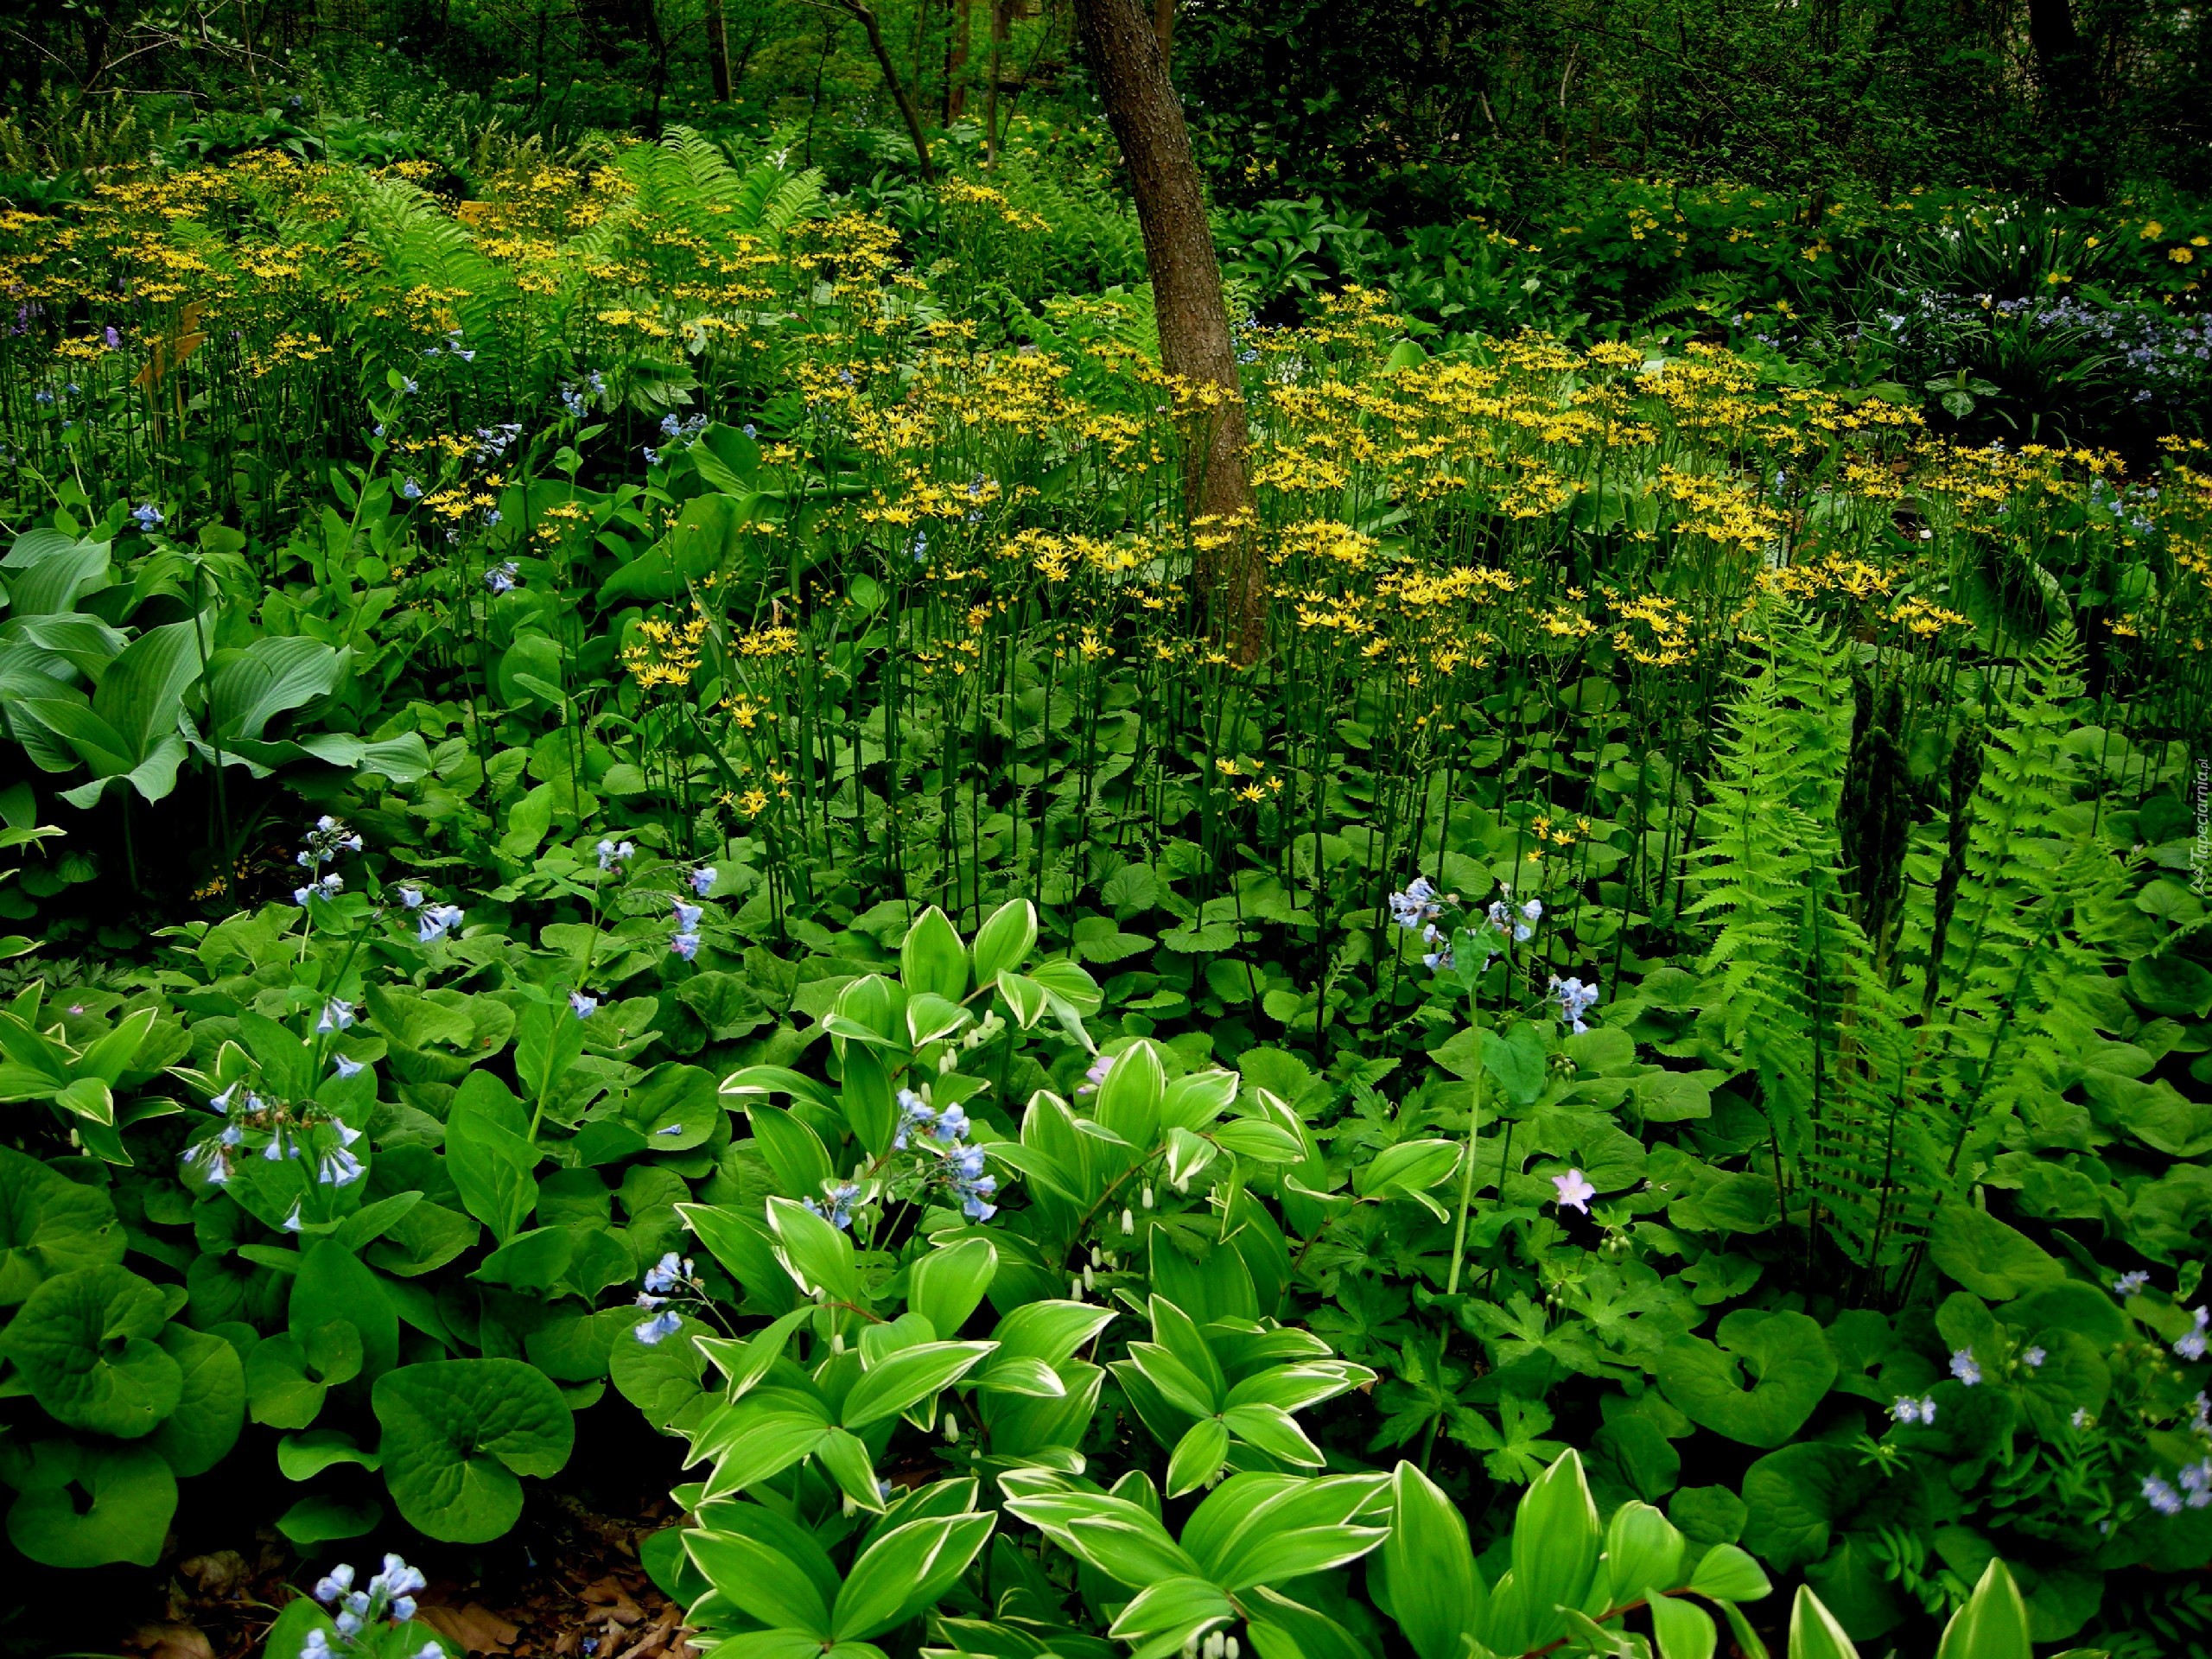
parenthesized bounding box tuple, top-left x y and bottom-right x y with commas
(1122, 1208, 1135, 1235)
(1142, 1185, 1154, 1209)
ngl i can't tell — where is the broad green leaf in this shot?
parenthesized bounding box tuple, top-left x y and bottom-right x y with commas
(900, 906, 969, 1001)
(291, 1237, 398, 1382)
(1690, 1542, 1773, 1602)
(1381, 1460, 1484, 1659)
(1607, 1500, 1687, 1602)
(1656, 1312, 1837, 1448)
(1929, 1205, 2063, 1300)
(1510, 1450, 1602, 1650)
(4, 1441, 175, 1567)
(1650, 1596, 1718, 1659)
(1936, 1560, 2033, 1659)
(971, 898, 1038, 983)
(1166, 1418, 1231, 1497)
(831, 1512, 995, 1641)
(842, 1341, 996, 1428)
(0, 1262, 181, 1437)
(908, 1237, 997, 1338)
(0, 1144, 123, 1305)
(1789, 1586, 1862, 1659)
(1096, 1039, 1166, 1150)
(686, 1527, 833, 1637)
(372, 1359, 575, 1542)
(766, 1195, 861, 1303)
(147, 1324, 245, 1477)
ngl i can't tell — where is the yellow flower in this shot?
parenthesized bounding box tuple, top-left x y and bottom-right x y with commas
(2172, 247, 2196, 265)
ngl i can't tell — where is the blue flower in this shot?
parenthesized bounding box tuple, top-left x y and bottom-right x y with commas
(671, 899, 703, 933)
(484, 561, 519, 594)
(2116, 1270, 2151, 1295)
(635, 1309, 683, 1345)
(417, 903, 463, 944)
(1548, 975, 1601, 1033)
(595, 839, 634, 872)
(314, 1566, 354, 1604)
(670, 931, 700, 961)
(2177, 1306, 2209, 1361)
(333, 1053, 366, 1079)
(643, 1251, 691, 1294)
(569, 990, 598, 1020)
(690, 866, 716, 896)
(2145, 1474, 2186, 1516)
(1950, 1348, 1982, 1385)
(1386, 876, 1442, 931)
(804, 1181, 863, 1230)
(317, 998, 355, 1033)
(132, 503, 164, 531)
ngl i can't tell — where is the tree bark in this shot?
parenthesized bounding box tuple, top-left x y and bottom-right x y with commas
(946, 0, 973, 123)
(1152, 0, 1173, 60)
(1072, 0, 1262, 660)
(706, 0, 733, 99)
(983, 0, 1008, 162)
(833, 0, 938, 182)
(2024, 0, 2104, 203)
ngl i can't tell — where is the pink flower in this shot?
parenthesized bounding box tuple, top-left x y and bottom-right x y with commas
(1552, 1168, 1597, 1214)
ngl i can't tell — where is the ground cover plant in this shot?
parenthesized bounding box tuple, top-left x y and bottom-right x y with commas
(1, 8, 2211, 1659)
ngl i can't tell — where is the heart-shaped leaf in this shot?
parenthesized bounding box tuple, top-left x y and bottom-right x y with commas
(1656, 1311, 1836, 1447)
(372, 1358, 575, 1542)
(4, 1440, 176, 1567)
(0, 1262, 181, 1437)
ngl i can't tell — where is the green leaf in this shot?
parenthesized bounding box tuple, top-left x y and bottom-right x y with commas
(1381, 1460, 1484, 1659)
(1096, 1039, 1167, 1150)
(1689, 1542, 1771, 1601)
(446, 1099, 539, 1244)
(1789, 1586, 1862, 1659)
(831, 1513, 995, 1641)
(1651, 1596, 1719, 1659)
(372, 1359, 575, 1542)
(971, 898, 1039, 983)
(147, 1324, 245, 1477)
(842, 1341, 995, 1428)
(0, 1262, 181, 1436)
(687, 1527, 834, 1637)
(1508, 1450, 1601, 1649)
(1936, 1560, 2033, 1659)
(1608, 1500, 1687, 1601)
(908, 1237, 997, 1338)
(275, 1494, 383, 1545)
(766, 1194, 860, 1304)
(1656, 1312, 1837, 1448)
(291, 1237, 398, 1383)
(1166, 1418, 1230, 1497)
(276, 1428, 383, 1480)
(1929, 1205, 2063, 1300)
(900, 906, 969, 1001)
(1002, 1488, 1203, 1586)
(0, 1144, 123, 1305)
(5, 1440, 175, 1567)
(207, 633, 343, 742)
(623, 1062, 722, 1152)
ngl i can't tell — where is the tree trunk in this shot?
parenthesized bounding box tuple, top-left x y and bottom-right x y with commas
(983, 0, 1008, 162)
(836, 0, 938, 182)
(1072, 0, 1262, 660)
(1152, 0, 1173, 60)
(946, 0, 973, 123)
(706, 0, 733, 99)
(2024, 0, 2104, 203)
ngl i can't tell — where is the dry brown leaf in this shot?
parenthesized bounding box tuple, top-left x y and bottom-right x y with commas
(124, 1623, 215, 1659)
(581, 1578, 644, 1626)
(610, 1606, 683, 1659)
(418, 1603, 524, 1656)
(176, 1551, 251, 1599)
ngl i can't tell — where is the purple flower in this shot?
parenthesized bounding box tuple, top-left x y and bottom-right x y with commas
(1950, 1348, 1982, 1386)
(2145, 1474, 2186, 1516)
(1552, 1168, 1596, 1214)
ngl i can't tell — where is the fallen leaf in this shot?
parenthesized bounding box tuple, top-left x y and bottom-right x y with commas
(177, 1551, 251, 1598)
(125, 1624, 215, 1659)
(419, 1604, 524, 1656)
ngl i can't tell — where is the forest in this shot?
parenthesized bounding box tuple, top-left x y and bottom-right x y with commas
(0, 0, 2208, 1656)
